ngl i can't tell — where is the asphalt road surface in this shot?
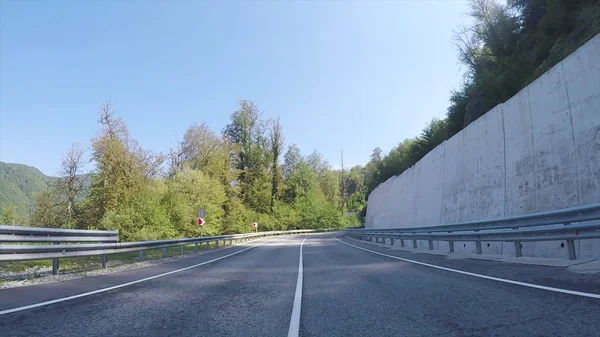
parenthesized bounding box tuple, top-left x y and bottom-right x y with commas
(1, 233, 599, 337)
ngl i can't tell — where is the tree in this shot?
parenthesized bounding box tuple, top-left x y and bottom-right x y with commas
(0, 206, 18, 225)
(164, 169, 228, 238)
(370, 147, 383, 162)
(223, 100, 271, 213)
(57, 143, 85, 221)
(283, 144, 302, 180)
(269, 117, 284, 213)
(29, 191, 62, 228)
(171, 122, 233, 183)
(85, 100, 164, 229)
(339, 149, 347, 215)
(346, 166, 364, 197)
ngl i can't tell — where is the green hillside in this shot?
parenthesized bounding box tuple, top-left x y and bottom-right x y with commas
(0, 161, 54, 221)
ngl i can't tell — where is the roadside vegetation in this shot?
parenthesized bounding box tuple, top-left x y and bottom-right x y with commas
(1, 99, 362, 242)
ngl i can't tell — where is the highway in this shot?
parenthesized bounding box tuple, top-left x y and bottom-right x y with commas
(1, 233, 599, 337)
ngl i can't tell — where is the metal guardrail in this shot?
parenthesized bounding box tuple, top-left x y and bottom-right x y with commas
(345, 204, 600, 260)
(0, 226, 337, 275)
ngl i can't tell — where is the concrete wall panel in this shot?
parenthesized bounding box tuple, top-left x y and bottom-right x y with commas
(578, 238, 600, 259)
(528, 62, 579, 213)
(563, 36, 600, 205)
(364, 34, 600, 259)
(503, 89, 536, 216)
(413, 145, 445, 226)
(440, 131, 462, 224)
(473, 106, 506, 220)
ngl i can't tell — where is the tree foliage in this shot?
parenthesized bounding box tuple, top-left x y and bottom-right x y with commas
(25, 100, 360, 239)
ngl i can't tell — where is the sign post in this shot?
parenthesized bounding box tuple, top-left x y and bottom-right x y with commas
(197, 217, 205, 237)
(197, 209, 206, 237)
(252, 222, 258, 233)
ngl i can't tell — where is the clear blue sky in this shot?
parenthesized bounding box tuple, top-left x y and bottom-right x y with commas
(0, 0, 473, 176)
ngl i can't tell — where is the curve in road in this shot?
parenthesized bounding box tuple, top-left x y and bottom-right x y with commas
(1, 233, 599, 337)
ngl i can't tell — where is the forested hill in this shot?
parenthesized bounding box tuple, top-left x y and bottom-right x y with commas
(0, 162, 55, 223)
(361, 0, 600, 198)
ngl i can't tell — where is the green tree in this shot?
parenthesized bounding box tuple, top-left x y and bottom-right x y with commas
(0, 205, 18, 225)
(29, 191, 62, 228)
(172, 123, 232, 180)
(269, 117, 284, 213)
(165, 168, 228, 237)
(223, 100, 272, 213)
(85, 101, 164, 229)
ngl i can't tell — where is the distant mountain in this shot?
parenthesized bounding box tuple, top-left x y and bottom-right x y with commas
(0, 162, 55, 217)
(0, 162, 94, 221)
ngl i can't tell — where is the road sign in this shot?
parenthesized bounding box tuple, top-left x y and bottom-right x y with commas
(198, 209, 206, 218)
(252, 222, 258, 228)
(197, 218, 205, 226)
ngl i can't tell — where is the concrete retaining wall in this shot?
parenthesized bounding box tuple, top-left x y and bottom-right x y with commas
(365, 34, 600, 259)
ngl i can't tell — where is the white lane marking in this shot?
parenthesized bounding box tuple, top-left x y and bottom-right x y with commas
(287, 237, 307, 337)
(0, 238, 278, 316)
(334, 236, 600, 300)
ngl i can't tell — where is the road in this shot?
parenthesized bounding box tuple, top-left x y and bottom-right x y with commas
(1, 233, 599, 336)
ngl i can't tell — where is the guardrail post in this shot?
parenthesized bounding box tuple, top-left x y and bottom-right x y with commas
(475, 230, 482, 254)
(180, 245, 184, 255)
(52, 241, 60, 275)
(139, 250, 145, 261)
(215, 240, 219, 248)
(390, 238, 394, 246)
(400, 239, 405, 247)
(412, 239, 417, 249)
(162, 247, 168, 258)
(428, 240, 434, 250)
(566, 239, 576, 260)
(101, 254, 107, 268)
(514, 242, 522, 257)
(448, 241, 454, 253)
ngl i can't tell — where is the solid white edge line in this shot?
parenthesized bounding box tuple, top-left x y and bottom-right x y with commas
(287, 237, 307, 337)
(334, 235, 600, 300)
(0, 237, 279, 316)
